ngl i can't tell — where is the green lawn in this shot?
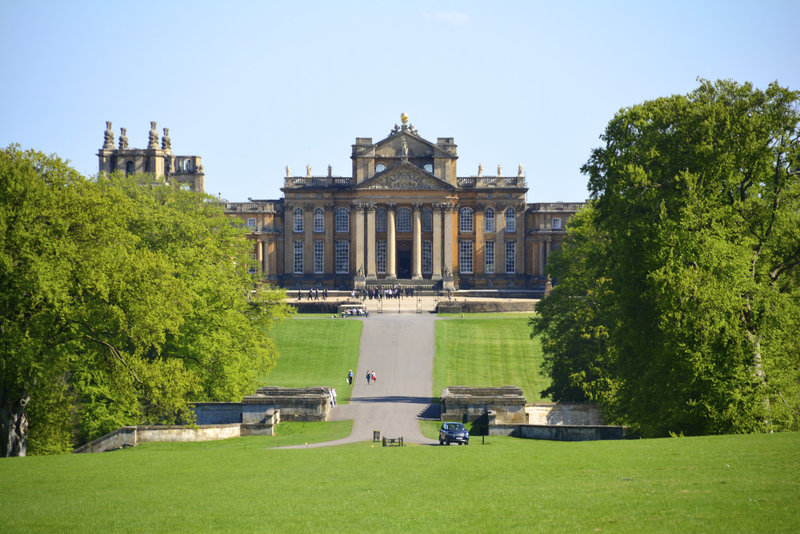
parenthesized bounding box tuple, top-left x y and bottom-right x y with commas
(264, 318, 362, 402)
(1, 431, 797, 532)
(435, 316, 548, 401)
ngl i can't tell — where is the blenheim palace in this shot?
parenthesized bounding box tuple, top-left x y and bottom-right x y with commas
(99, 116, 583, 291)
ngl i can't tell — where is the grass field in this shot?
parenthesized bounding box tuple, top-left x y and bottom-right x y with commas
(263, 318, 362, 402)
(1, 431, 797, 532)
(435, 316, 548, 401)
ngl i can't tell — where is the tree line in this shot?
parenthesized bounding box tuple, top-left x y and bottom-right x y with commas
(0, 147, 290, 456)
(531, 80, 800, 436)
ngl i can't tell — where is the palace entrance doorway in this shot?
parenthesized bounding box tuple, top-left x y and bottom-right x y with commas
(397, 240, 412, 278)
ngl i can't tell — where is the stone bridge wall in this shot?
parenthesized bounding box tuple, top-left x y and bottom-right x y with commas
(441, 386, 528, 424)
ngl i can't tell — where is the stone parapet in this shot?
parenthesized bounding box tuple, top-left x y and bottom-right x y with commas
(441, 386, 527, 424)
(525, 402, 604, 425)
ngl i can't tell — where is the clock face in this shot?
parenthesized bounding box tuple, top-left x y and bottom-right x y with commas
(424, 163, 433, 173)
(376, 163, 386, 172)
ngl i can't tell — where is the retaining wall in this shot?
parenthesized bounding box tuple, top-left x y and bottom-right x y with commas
(489, 424, 626, 441)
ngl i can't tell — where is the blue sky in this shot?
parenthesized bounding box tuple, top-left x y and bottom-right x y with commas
(2, 1, 799, 202)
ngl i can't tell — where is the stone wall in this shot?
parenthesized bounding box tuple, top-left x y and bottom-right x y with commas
(489, 424, 626, 441)
(525, 402, 604, 425)
(441, 386, 528, 424)
(192, 386, 330, 425)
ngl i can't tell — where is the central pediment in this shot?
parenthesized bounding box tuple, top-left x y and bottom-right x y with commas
(357, 162, 454, 191)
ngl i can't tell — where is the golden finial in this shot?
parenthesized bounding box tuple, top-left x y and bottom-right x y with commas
(400, 112, 409, 124)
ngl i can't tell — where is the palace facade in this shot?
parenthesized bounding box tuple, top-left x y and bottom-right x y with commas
(99, 117, 583, 291)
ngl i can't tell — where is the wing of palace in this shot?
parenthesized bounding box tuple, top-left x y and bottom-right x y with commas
(98, 116, 583, 291)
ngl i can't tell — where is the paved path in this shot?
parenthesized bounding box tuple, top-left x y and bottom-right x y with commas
(281, 313, 439, 448)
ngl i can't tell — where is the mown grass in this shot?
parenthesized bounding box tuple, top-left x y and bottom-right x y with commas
(263, 318, 362, 402)
(435, 316, 548, 401)
(1, 431, 797, 532)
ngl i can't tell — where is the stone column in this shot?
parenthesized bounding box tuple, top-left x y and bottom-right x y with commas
(366, 203, 377, 279)
(324, 203, 335, 275)
(432, 203, 443, 280)
(386, 203, 397, 278)
(412, 202, 423, 279)
(255, 239, 263, 273)
(352, 202, 365, 276)
(283, 206, 293, 276)
(442, 203, 454, 278)
(261, 241, 269, 275)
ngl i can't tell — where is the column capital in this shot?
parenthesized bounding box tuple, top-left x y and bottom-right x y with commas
(351, 201, 366, 212)
(412, 202, 423, 212)
(324, 202, 336, 212)
(386, 202, 397, 211)
(495, 202, 507, 211)
(365, 202, 377, 212)
(303, 202, 315, 211)
(474, 202, 486, 211)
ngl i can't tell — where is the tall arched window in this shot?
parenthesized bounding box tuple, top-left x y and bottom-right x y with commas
(335, 207, 349, 233)
(293, 208, 304, 233)
(505, 207, 515, 232)
(423, 207, 433, 232)
(459, 207, 473, 233)
(485, 207, 495, 232)
(376, 207, 387, 233)
(314, 208, 324, 233)
(397, 207, 412, 232)
(125, 161, 134, 175)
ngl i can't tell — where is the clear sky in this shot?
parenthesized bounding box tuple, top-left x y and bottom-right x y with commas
(2, 1, 799, 203)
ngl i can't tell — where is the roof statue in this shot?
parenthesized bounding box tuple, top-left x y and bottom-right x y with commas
(328, 165, 332, 177)
(119, 128, 128, 149)
(103, 121, 114, 149)
(497, 164, 502, 177)
(477, 163, 483, 177)
(148, 121, 159, 149)
(306, 164, 311, 177)
(517, 163, 524, 177)
(161, 128, 171, 151)
(400, 112, 409, 124)
(401, 137, 409, 157)
(285, 165, 290, 177)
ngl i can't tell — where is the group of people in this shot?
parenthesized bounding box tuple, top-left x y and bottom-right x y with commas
(327, 387, 337, 406)
(298, 288, 328, 300)
(345, 368, 378, 385)
(340, 307, 369, 317)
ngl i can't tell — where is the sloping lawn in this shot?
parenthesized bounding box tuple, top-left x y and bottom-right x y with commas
(1, 431, 797, 532)
(264, 318, 362, 402)
(435, 316, 548, 401)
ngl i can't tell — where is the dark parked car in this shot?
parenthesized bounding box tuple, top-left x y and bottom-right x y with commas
(439, 422, 469, 445)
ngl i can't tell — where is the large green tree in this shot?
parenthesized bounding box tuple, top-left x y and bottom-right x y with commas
(532, 80, 800, 436)
(0, 146, 290, 456)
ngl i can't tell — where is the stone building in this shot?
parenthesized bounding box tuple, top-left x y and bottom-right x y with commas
(98, 121, 204, 192)
(99, 116, 583, 290)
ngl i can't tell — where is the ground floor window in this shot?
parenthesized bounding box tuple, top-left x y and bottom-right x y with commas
(314, 241, 324, 274)
(422, 240, 432, 274)
(376, 240, 386, 273)
(485, 240, 495, 273)
(505, 241, 515, 273)
(293, 241, 303, 274)
(459, 240, 473, 274)
(335, 240, 349, 273)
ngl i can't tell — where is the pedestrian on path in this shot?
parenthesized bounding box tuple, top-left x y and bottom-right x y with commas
(371, 370, 377, 383)
(347, 370, 353, 385)
(366, 370, 372, 385)
(331, 388, 337, 406)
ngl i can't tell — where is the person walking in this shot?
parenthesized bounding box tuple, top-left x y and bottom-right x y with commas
(371, 370, 377, 384)
(366, 370, 372, 385)
(331, 388, 337, 406)
(347, 370, 353, 385)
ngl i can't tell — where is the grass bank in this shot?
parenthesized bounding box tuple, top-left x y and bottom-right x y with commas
(435, 316, 547, 401)
(1, 431, 796, 532)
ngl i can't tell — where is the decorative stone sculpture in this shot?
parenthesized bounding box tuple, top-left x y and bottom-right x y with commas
(103, 121, 114, 149)
(497, 164, 502, 177)
(517, 163, 524, 177)
(306, 164, 311, 177)
(161, 128, 171, 151)
(401, 137, 409, 157)
(477, 163, 483, 177)
(148, 121, 159, 149)
(119, 128, 129, 149)
(285, 165, 290, 177)
(328, 165, 332, 177)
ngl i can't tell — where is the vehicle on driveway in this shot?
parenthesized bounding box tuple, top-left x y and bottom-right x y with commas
(439, 422, 469, 445)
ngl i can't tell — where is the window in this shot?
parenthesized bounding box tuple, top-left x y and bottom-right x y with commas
(485, 241, 495, 274)
(422, 240, 432, 274)
(293, 241, 303, 273)
(376, 240, 386, 273)
(335, 207, 349, 233)
(423, 207, 433, 232)
(397, 207, 412, 232)
(423, 163, 433, 173)
(335, 241, 349, 273)
(247, 218, 256, 229)
(314, 208, 324, 232)
(459, 207, 473, 233)
(376, 207, 386, 233)
(314, 241, 324, 274)
(125, 161, 134, 175)
(505, 208, 515, 232)
(505, 241, 515, 273)
(293, 208, 304, 233)
(552, 217, 562, 230)
(485, 208, 495, 232)
(459, 241, 473, 274)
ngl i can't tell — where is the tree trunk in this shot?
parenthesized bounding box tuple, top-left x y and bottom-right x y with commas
(0, 388, 29, 457)
(748, 331, 772, 430)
